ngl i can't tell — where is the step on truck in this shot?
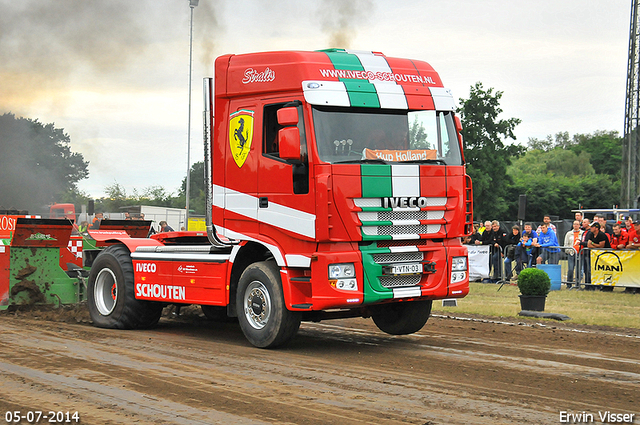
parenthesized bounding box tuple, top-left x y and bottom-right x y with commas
(87, 49, 473, 348)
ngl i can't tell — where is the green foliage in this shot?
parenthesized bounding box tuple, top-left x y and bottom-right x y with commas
(570, 131, 622, 178)
(458, 82, 523, 221)
(95, 182, 176, 213)
(409, 117, 428, 149)
(507, 131, 622, 220)
(0, 113, 88, 213)
(173, 161, 206, 215)
(517, 268, 551, 296)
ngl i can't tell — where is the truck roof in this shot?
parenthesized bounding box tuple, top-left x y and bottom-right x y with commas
(216, 49, 454, 111)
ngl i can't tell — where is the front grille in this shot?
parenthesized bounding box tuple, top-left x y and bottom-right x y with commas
(358, 210, 443, 221)
(354, 197, 446, 208)
(372, 252, 424, 264)
(362, 224, 441, 236)
(379, 274, 422, 288)
(354, 197, 446, 240)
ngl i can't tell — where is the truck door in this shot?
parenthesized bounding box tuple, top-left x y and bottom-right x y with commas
(223, 102, 260, 237)
(257, 101, 316, 254)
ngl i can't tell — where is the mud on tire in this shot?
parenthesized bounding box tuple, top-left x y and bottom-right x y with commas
(371, 300, 432, 335)
(236, 261, 301, 348)
(87, 244, 163, 329)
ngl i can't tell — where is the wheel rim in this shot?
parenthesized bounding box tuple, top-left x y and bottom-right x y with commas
(94, 268, 118, 315)
(244, 280, 271, 330)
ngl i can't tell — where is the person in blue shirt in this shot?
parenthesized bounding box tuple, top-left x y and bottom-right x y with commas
(534, 223, 560, 265)
(514, 232, 534, 278)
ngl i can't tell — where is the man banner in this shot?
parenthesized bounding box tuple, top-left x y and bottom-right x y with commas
(591, 249, 640, 287)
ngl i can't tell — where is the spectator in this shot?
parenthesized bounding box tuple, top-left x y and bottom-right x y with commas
(503, 225, 521, 281)
(90, 212, 103, 229)
(624, 216, 634, 232)
(583, 222, 611, 286)
(594, 214, 613, 237)
(627, 220, 640, 249)
(575, 211, 583, 223)
(78, 221, 89, 234)
(610, 224, 629, 249)
(563, 220, 583, 288)
(159, 221, 174, 232)
(587, 222, 611, 249)
(534, 223, 560, 265)
(465, 223, 482, 244)
(536, 214, 557, 234)
(579, 221, 593, 284)
(514, 232, 534, 276)
(522, 222, 538, 243)
(488, 221, 508, 281)
(522, 222, 539, 260)
(124, 212, 131, 220)
(475, 220, 492, 245)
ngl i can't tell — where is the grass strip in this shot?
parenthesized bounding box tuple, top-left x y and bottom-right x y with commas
(434, 282, 640, 328)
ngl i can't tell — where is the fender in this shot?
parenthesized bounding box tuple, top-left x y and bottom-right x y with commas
(88, 230, 163, 252)
(221, 226, 311, 268)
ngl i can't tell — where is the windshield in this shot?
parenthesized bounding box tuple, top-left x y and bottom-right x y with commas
(312, 106, 463, 165)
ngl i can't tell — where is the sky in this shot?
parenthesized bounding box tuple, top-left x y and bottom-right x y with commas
(0, 0, 632, 199)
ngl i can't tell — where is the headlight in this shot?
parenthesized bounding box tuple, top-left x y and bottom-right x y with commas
(451, 256, 467, 271)
(329, 263, 357, 291)
(328, 263, 355, 278)
(451, 272, 466, 283)
(335, 278, 357, 291)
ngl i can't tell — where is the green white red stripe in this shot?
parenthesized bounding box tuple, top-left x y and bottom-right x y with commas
(303, 49, 455, 110)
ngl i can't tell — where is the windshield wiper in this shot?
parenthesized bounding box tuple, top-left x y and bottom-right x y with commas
(333, 159, 388, 164)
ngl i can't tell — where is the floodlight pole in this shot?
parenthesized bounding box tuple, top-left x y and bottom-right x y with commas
(185, 0, 199, 229)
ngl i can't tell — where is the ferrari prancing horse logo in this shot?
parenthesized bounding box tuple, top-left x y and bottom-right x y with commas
(229, 110, 254, 168)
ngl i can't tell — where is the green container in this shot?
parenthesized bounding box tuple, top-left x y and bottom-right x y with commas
(8, 247, 82, 307)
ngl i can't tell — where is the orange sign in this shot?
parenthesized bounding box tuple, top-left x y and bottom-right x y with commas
(363, 148, 437, 162)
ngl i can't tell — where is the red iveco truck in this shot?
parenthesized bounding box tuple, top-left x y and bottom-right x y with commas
(87, 49, 473, 348)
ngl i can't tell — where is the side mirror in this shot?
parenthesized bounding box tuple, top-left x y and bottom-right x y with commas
(278, 127, 300, 160)
(277, 107, 299, 126)
(454, 115, 465, 163)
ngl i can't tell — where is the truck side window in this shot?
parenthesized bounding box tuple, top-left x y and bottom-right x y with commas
(263, 102, 309, 194)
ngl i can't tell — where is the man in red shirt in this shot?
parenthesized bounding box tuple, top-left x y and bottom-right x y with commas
(627, 221, 640, 249)
(610, 223, 629, 249)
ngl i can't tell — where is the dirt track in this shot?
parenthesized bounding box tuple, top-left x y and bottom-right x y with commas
(0, 307, 639, 425)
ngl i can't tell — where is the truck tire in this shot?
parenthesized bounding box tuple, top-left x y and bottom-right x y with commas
(87, 245, 163, 329)
(371, 300, 432, 335)
(236, 261, 301, 348)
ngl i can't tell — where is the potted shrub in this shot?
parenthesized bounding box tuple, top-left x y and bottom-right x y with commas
(517, 268, 551, 311)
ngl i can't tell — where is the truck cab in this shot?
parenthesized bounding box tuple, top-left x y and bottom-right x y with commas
(211, 49, 471, 306)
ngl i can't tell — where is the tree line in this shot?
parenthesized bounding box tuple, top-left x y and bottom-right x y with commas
(459, 82, 622, 223)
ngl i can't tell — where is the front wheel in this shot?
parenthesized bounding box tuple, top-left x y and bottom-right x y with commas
(236, 261, 300, 348)
(371, 300, 432, 335)
(87, 245, 163, 329)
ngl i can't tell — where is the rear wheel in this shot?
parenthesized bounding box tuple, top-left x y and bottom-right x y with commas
(371, 300, 432, 335)
(88, 245, 163, 329)
(236, 261, 300, 348)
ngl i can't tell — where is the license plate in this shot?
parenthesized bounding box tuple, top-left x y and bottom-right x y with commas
(388, 263, 422, 275)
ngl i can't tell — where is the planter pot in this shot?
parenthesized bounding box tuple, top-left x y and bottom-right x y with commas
(519, 295, 546, 312)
